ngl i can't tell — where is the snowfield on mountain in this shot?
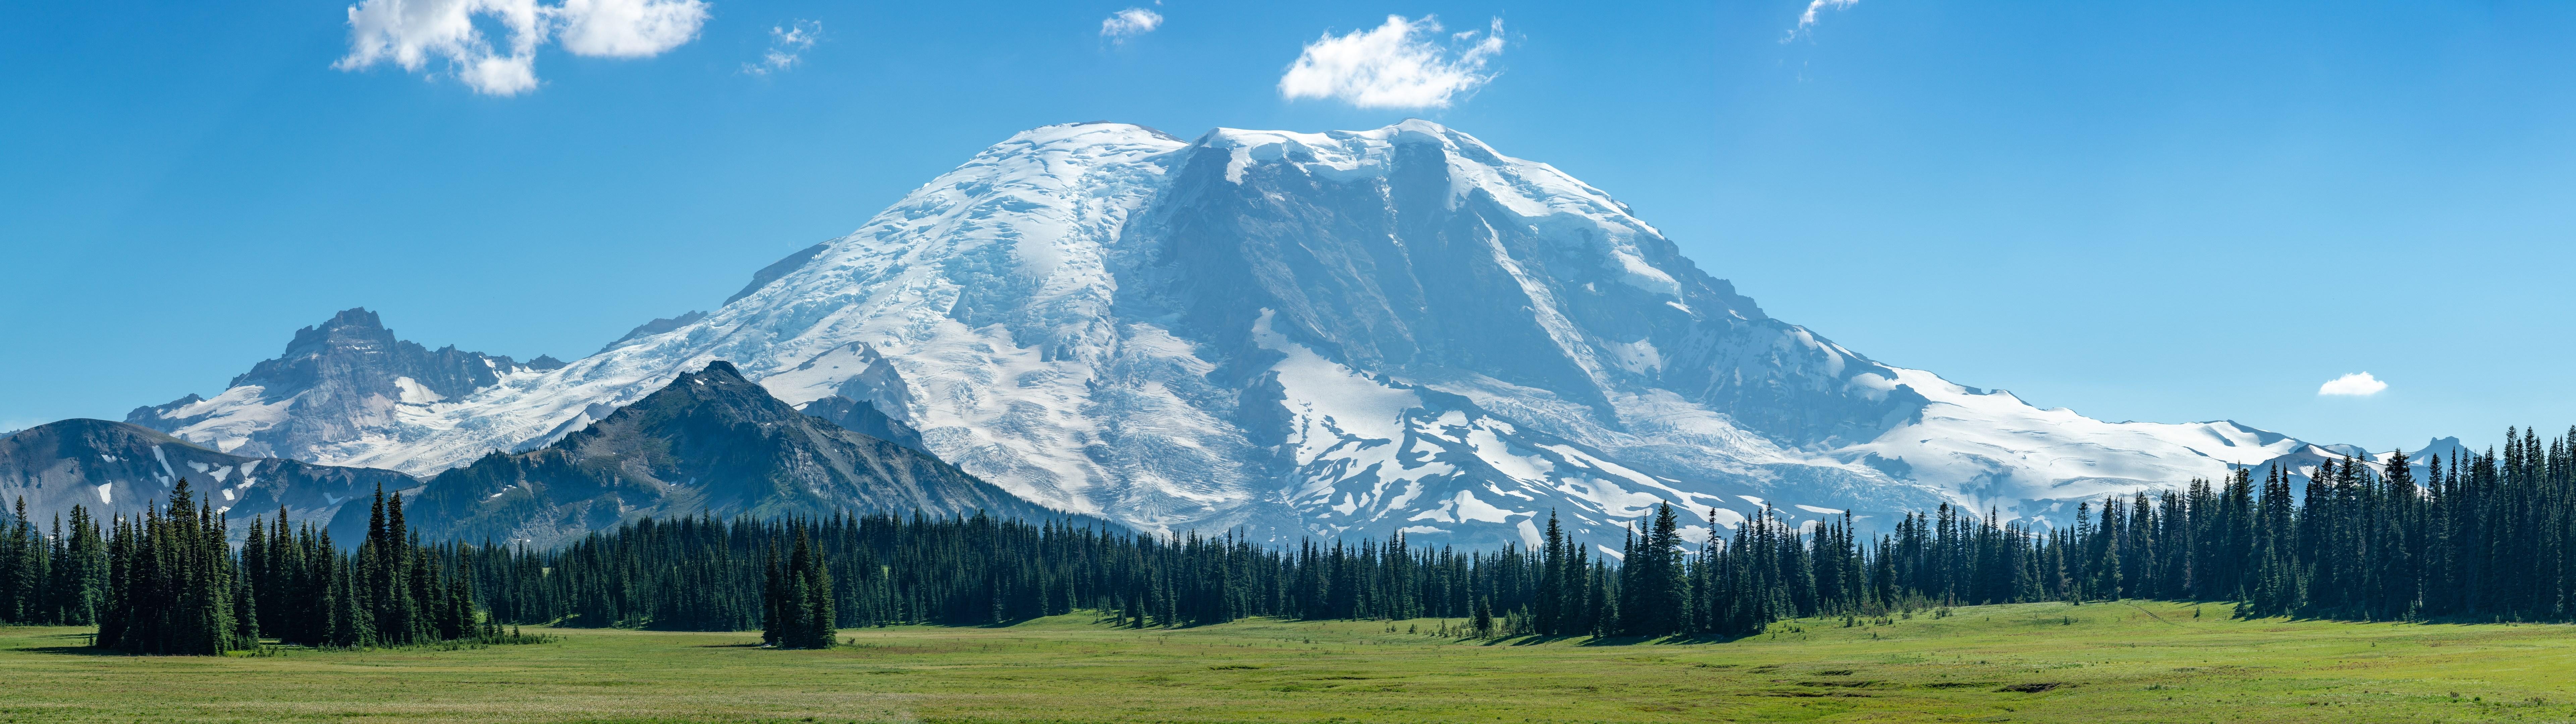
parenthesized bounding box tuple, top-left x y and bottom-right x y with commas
(128, 120, 2383, 549)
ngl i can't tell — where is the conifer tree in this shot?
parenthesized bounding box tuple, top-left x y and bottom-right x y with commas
(95, 480, 247, 655)
(1534, 511, 1565, 635)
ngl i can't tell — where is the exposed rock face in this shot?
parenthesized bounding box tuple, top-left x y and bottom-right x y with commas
(799, 396, 929, 456)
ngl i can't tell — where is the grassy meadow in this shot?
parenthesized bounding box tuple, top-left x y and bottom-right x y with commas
(4, 601, 2576, 722)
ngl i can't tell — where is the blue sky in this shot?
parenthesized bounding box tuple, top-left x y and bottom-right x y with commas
(6, 0, 2576, 455)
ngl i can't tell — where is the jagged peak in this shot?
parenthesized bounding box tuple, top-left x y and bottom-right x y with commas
(277, 307, 394, 353)
(319, 307, 385, 331)
(693, 360, 746, 380)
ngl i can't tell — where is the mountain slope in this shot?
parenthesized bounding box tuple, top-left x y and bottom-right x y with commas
(374, 361, 1067, 549)
(139, 121, 2362, 548)
(0, 418, 416, 535)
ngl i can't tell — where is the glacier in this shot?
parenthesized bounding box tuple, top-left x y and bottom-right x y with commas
(131, 120, 2377, 548)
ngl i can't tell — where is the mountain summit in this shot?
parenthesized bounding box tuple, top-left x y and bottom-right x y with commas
(137, 121, 2348, 548)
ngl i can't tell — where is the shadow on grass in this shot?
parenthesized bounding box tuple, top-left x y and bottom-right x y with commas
(1651, 632, 1759, 645)
(21, 646, 127, 657)
(15, 632, 122, 656)
(16, 631, 124, 654)
(2107, 597, 2521, 627)
(1443, 632, 1756, 647)
(1575, 633, 1757, 646)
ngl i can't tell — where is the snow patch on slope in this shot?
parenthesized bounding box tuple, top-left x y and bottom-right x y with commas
(1833, 367, 2309, 516)
(157, 385, 293, 454)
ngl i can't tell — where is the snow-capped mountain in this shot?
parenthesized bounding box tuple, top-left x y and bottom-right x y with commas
(136, 121, 2367, 549)
(126, 308, 563, 462)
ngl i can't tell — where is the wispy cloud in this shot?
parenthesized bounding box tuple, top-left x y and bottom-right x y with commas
(2318, 372, 2389, 397)
(745, 20, 820, 75)
(1099, 8, 1163, 44)
(1278, 15, 1504, 109)
(1785, 0, 1857, 41)
(334, 0, 709, 96)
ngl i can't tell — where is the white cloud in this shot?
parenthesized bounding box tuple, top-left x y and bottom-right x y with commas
(1099, 8, 1162, 43)
(337, 0, 545, 95)
(1278, 15, 1504, 109)
(1786, 0, 1857, 40)
(744, 19, 819, 75)
(556, 0, 709, 58)
(333, 0, 707, 96)
(2318, 372, 2389, 397)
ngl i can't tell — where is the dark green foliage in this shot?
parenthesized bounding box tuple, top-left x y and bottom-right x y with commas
(0, 481, 491, 654)
(235, 487, 484, 649)
(0, 498, 107, 627)
(466, 511, 1617, 631)
(95, 479, 248, 654)
(1619, 504, 1689, 636)
(763, 528, 836, 649)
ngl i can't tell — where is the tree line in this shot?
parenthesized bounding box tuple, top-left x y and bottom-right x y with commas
(0, 481, 497, 654)
(13, 428, 2576, 645)
(457, 510, 1611, 631)
(443, 502, 1957, 638)
(1653, 428, 2576, 630)
(235, 484, 487, 649)
(0, 498, 106, 627)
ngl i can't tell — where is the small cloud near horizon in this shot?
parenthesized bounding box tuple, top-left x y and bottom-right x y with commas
(2318, 372, 2389, 397)
(334, 0, 710, 96)
(1278, 15, 1504, 109)
(1100, 8, 1163, 44)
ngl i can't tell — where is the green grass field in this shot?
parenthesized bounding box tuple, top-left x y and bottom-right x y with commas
(6, 601, 2576, 723)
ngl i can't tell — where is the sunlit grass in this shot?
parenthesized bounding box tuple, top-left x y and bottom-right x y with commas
(4, 601, 2576, 722)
